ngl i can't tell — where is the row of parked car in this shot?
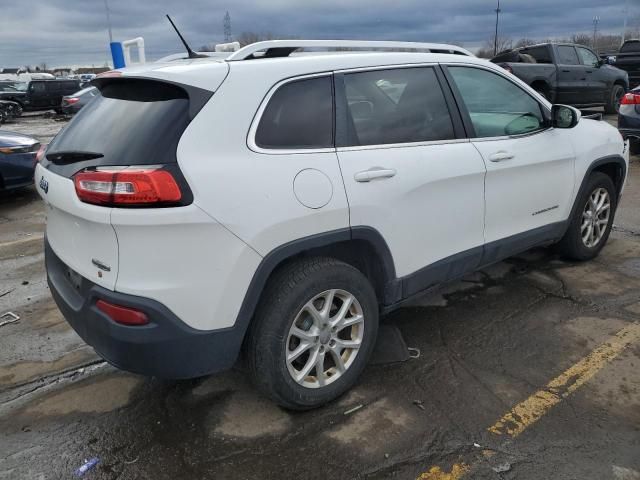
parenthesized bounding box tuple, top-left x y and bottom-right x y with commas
(0, 78, 98, 121)
(1, 41, 640, 197)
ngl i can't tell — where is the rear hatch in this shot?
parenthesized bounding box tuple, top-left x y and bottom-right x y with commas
(36, 75, 215, 290)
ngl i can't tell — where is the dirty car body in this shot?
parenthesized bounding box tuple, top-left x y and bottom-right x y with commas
(36, 40, 629, 409)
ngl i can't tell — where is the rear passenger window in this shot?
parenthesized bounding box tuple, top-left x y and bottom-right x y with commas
(255, 76, 333, 149)
(341, 67, 455, 146)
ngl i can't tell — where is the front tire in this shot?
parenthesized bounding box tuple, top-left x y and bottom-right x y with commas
(245, 257, 379, 410)
(557, 172, 616, 261)
(605, 84, 625, 114)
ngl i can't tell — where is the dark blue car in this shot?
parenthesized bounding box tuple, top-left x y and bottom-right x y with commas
(0, 130, 40, 191)
(619, 86, 640, 154)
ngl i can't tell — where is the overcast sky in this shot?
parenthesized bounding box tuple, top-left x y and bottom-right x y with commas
(0, 0, 637, 68)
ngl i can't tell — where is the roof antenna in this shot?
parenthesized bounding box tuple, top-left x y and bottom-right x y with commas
(166, 14, 207, 59)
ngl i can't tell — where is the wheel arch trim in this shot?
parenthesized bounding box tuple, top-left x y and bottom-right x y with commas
(233, 226, 398, 343)
(567, 154, 627, 233)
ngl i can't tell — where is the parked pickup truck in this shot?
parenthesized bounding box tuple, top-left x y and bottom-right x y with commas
(601, 40, 640, 89)
(492, 43, 629, 113)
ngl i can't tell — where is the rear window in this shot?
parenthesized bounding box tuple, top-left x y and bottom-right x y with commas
(621, 41, 640, 53)
(255, 76, 334, 149)
(46, 79, 190, 173)
(522, 46, 552, 64)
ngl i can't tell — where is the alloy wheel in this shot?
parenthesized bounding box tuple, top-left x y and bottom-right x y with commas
(581, 187, 610, 248)
(286, 289, 364, 388)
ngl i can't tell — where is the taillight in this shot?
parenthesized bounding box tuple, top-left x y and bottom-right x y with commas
(65, 97, 80, 105)
(96, 299, 149, 326)
(73, 167, 182, 207)
(621, 93, 640, 105)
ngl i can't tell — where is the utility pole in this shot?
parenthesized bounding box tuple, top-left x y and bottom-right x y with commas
(494, 0, 501, 56)
(622, 0, 629, 47)
(223, 11, 232, 43)
(592, 16, 600, 52)
(103, 0, 113, 43)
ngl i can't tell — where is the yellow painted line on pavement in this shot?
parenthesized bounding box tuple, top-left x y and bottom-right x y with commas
(416, 322, 640, 479)
(488, 322, 640, 437)
(416, 463, 469, 480)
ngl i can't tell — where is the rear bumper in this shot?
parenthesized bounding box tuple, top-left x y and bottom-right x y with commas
(45, 238, 244, 379)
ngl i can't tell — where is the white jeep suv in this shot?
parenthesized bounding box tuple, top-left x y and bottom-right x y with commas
(36, 40, 629, 409)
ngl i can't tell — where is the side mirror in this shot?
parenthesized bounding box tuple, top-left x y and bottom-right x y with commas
(606, 56, 617, 65)
(552, 105, 580, 129)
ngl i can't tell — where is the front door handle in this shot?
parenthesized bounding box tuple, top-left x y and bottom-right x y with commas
(354, 167, 397, 182)
(489, 151, 515, 162)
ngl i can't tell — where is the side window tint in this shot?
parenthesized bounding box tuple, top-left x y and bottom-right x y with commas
(30, 82, 45, 93)
(342, 67, 455, 146)
(449, 67, 545, 138)
(557, 46, 580, 65)
(255, 76, 333, 149)
(577, 47, 599, 67)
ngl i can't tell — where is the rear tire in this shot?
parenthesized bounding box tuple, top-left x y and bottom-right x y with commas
(557, 172, 616, 261)
(245, 257, 379, 410)
(605, 84, 625, 114)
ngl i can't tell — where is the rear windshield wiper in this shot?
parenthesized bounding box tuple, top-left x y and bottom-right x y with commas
(46, 150, 104, 164)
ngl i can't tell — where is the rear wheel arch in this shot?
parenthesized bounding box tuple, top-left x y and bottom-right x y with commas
(235, 228, 397, 345)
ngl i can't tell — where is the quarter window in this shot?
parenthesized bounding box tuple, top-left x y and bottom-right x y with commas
(557, 46, 580, 65)
(341, 67, 455, 146)
(255, 76, 333, 149)
(448, 67, 546, 138)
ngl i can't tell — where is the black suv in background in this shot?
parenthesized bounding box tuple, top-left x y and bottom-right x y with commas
(0, 79, 81, 113)
(492, 43, 629, 113)
(24, 79, 82, 112)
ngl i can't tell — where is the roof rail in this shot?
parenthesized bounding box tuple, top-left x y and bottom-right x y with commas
(226, 40, 474, 61)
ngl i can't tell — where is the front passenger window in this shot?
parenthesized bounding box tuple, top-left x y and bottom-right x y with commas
(448, 67, 546, 138)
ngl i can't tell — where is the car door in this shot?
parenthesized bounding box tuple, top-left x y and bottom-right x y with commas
(444, 65, 575, 261)
(28, 81, 47, 108)
(554, 45, 585, 105)
(576, 46, 608, 105)
(335, 66, 487, 296)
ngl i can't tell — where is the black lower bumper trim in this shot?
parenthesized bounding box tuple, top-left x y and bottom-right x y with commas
(45, 238, 244, 379)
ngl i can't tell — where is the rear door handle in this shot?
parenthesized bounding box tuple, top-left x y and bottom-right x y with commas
(489, 151, 515, 162)
(354, 167, 397, 182)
